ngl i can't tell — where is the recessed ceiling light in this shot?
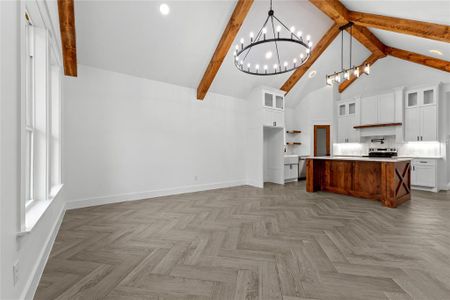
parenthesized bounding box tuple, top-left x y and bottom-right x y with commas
(308, 70, 317, 78)
(265, 51, 273, 59)
(159, 3, 170, 16)
(429, 49, 443, 56)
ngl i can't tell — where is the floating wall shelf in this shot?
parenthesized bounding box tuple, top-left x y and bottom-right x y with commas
(286, 130, 302, 134)
(354, 122, 402, 129)
(286, 142, 302, 145)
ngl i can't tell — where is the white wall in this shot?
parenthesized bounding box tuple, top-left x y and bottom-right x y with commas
(1, 1, 66, 299)
(63, 65, 247, 208)
(290, 86, 335, 156)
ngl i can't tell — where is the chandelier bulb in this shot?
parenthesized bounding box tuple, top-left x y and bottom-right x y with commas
(235, 45, 239, 50)
(249, 32, 254, 38)
(247, 63, 251, 68)
(306, 35, 311, 41)
(290, 26, 295, 33)
(300, 53, 304, 60)
(276, 25, 281, 32)
(297, 31, 302, 37)
(293, 58, 297, 63)
(240, 38, 244, 44)
(308, 41, 313, 47)
(306, 48, 310, 54)
(255, 64, 260, 70)
(354, 67, 360, 78)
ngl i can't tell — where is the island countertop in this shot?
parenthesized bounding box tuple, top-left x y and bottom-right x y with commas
(307, 156, 412, 163)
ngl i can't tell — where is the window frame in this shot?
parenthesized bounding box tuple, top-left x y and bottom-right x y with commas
(19, 2, 63, 235)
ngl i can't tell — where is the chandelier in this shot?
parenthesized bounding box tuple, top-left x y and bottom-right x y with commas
(233, 0, 312, 76)
(326, 22, 370, 85)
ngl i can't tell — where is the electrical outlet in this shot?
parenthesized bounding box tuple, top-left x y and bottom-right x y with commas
(13, 261, 19, 286)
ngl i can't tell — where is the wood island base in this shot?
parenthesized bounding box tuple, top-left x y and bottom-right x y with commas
(306, 158, 412, 208)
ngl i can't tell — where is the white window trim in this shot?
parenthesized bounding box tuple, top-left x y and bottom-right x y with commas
(19, 1, 63, 235)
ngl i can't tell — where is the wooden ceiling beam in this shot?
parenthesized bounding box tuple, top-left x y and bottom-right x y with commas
(349, 11, 450, 43)
(386, 47, 450, 72)
(57, 0, 77, 77)
(309, 0, 386, 56)
(338, 53, 382, 93)
(281, 24, 341, 93)
(196, 0, 253, 100)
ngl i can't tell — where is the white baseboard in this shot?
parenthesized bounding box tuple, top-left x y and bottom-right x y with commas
(66, 180, 247, 210)
(22, 204, 66, 300)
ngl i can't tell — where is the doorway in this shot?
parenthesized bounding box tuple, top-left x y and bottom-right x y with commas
(314, 125, 331, 156)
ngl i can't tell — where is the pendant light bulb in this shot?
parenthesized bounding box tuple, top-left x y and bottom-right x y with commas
(364, 64, 370, 74)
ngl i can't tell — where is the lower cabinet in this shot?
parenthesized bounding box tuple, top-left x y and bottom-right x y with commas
(284, 163, 298, 182)
(411, 159, 437, 191)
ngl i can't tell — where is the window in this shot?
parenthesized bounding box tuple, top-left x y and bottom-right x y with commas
(21, 10, 62, 232)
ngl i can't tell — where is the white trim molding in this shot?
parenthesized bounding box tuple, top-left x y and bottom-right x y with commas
(66, 180, 247, 210)
(22, 204, 65, 300)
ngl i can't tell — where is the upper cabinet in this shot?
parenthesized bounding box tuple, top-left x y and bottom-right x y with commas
(405, 86, 438, 142)
(263, 91, 284, 111)
(360, 93, 395, 125)
(337, 100, 359, 143)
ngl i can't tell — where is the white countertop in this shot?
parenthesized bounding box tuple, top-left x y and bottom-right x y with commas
(308, 156, 412, 162)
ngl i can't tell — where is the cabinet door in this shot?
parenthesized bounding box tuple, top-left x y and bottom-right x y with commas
(405, 107, 421, 141)
(406, 91, 419, 108)
(378, 93, 395, 123)
(275, 95, 284, 110)
(414, 165, 436, 187)
(422, 88, 436, 106)
(337, 117, 348, 143)
(411, 165, 418, 185)
(360, 96, 378, 125)
(348, 115, 359, 143)
(338, 103, 347, 117)
(421, 105, 437, 141)
(264, 92, 274, 108)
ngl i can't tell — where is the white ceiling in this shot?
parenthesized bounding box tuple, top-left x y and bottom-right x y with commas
(75, 0, 449, 106)
(341, 0, 450, 25)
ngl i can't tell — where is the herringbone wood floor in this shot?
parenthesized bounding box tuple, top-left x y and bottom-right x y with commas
(36, 182, 450, 300)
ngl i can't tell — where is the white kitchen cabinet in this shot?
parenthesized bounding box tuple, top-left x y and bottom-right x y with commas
(405, 86, 438, 142)
(360, 96, 378, 124)
(263, 109, 283, 128)
(263, 91, 284, 111)
(420, 106, 437, 141)
(360, 93, 395, 125)
(405, 107, 420, 142)
(411, 159, 437, 190)
(378, 93, 396, 123)
(337, 100, 358, 143)
(284, 163, 298, 182)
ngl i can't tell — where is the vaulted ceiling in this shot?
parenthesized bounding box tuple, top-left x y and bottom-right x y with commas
(68, 0, 449, 107)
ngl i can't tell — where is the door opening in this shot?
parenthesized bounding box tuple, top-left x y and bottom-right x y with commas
(314, 125, 331, 156)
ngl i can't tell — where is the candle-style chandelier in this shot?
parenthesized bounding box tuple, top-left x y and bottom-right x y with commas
(233, 0, 312, 76)
(326, 22, 370, 86)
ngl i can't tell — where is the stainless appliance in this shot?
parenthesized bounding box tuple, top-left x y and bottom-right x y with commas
(366, 148, 398, 158)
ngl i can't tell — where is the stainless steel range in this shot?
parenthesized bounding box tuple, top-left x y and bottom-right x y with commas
(367, 148, 398, 158)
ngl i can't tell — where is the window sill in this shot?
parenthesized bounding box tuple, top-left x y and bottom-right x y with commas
(18, 184, 63, 236)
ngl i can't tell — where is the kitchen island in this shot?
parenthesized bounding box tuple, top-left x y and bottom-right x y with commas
(306, 156, 412, 208)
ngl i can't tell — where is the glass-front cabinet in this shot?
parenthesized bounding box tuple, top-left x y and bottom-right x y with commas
(263, 91, 284, 111)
